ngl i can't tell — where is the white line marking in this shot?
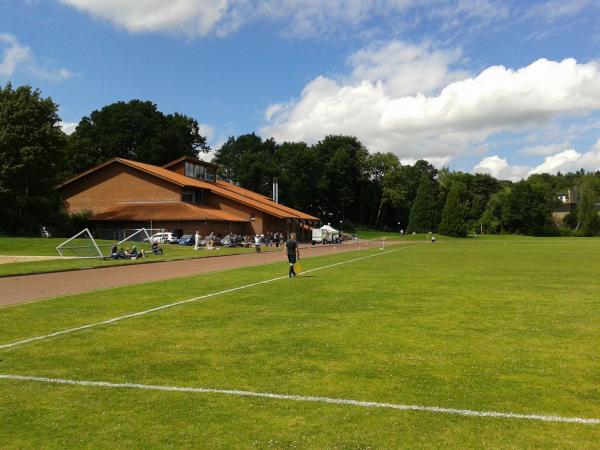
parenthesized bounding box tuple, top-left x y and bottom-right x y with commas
(0, 246, 415, 350)
(1, 374, 597, 425)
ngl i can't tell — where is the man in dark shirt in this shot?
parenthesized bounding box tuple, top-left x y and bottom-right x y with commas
(284, 232, 300, 278)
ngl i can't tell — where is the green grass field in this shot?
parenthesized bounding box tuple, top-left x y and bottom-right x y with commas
(1, 238, 599, 448)
(0, 237, 282, 277)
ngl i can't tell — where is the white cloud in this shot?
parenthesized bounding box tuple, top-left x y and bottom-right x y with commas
(60, 0, 235, 37)
(431, 0, 510, 31)
(524, 0, 594, 23)
(528, 140, 600, 174)
(262, 57, 600, 163)
(520, 141, 571, 156)
(60, 121, 78, 135)
(198, 123, 215, 141)
(60, 0, 412, 38)
(473, 139, 600, 181)
(346, 40, 468, 96)
(473, 155, 529, 181)
(58, 0, 512, 39)
(0, 33, 75, 82)
(0, 33, 31, 77)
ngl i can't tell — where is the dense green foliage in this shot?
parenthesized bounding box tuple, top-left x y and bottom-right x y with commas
(0, 84, 66, 234)
(438, 181, 469, 237)
(407, 173, 440, 232)
(1, 240, 599, 447)
(63, 100, 209, 177)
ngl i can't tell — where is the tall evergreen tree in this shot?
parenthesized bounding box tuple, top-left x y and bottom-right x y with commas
(407, 173, 439, 232)
(438, 181, 468, 237)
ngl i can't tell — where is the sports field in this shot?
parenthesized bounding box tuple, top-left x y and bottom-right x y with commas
(1, 237, 599, 448)
(0, 237, 282, 277)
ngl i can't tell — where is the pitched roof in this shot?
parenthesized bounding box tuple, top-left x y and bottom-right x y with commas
(92, 202, 248, 222)
(161, 156, 219, 170)
(215, 179, 319, 221)
(59, 157, 319, 221)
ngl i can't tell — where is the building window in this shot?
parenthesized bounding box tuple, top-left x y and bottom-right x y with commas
(184, 162, 214, 182)
(205, 167, 216, 182)
(184, 162, 194, 178)
(182, 189, 204, 204)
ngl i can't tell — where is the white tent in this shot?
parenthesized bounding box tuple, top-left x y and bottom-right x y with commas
(321, 224, 339, 235)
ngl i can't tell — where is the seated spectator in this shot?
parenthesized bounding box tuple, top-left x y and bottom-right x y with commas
(111, 244, 120, 259)
(130, 246, 143, 259)
(151, 240, 163, 255)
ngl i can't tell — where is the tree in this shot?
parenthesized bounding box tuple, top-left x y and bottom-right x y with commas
(503, 180, 554, 235)
(407, 173, 439, 232)
(64, 100, 208, 177)
(313, 135, 369, 225)
(0, 83, 66, 233)
(214, 133, 279, 196)
(480, 188, 510, 234)
(577, 175, 600, 235)
(276, 141, 321, 214)
(438, 181, 469, 237)
(362, 152, 404, 228)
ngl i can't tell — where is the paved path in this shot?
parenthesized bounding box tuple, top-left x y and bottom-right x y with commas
(0, 240, 401, 307)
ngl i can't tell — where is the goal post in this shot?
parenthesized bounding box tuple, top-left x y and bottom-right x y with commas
(56, 228, 105, 259)
(116, 228, 152, 247)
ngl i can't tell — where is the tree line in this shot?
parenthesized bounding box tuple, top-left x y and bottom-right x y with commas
(2, 82, 600, 236)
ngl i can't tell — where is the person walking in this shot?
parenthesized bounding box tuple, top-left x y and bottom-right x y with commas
(284, 232, 300, 278)
(254, 234, 261, 253)
(194, 230, 201, 250)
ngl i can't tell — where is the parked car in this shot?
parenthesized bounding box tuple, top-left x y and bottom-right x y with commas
(221, 234, 243, 247)
(177, 234, 195, 245)
(200, 235, 222, 246)
(145, 232, 178, 244)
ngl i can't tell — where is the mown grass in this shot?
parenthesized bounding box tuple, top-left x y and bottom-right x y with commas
(0, 237, 281, 277)
(1, 238, 599, 448)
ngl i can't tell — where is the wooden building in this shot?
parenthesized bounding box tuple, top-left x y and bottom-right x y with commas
(58, 156, 319, 239)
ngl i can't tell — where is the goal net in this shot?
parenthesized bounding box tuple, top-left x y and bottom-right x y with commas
(56, 228, 107, 259)
(120, 228, 164, 242)
(115, 228, 153, 254)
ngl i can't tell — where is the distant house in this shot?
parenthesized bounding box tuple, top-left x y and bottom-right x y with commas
(552, 188, 600, 225)
(552, 189, 578, 225)
(557, 188, 578, 205)
(58, 156, 319, 239)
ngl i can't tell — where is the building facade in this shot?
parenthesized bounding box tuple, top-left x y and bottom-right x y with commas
(59, 156, 319, 240)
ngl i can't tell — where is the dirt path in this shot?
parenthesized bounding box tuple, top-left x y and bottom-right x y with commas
(0, 255, 77, 264)
(0, 240, 402, 307)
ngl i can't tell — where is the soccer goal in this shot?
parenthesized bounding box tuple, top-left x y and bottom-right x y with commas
(117, 228, 152, 246)
(56, 228, 106, 259)
(121, 228, 164, 242)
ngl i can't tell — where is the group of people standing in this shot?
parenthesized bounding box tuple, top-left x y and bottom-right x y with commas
(190, 228, 301, 279)
(253, 231, 285, 253)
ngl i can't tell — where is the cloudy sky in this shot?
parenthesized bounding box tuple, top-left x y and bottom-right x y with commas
(2, 0, 600, 179)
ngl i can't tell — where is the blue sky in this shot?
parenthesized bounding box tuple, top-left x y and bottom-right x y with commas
(2, 0, 600, 180)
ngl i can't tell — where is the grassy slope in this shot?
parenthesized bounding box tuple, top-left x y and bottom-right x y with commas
(1, 239, 599, 448)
